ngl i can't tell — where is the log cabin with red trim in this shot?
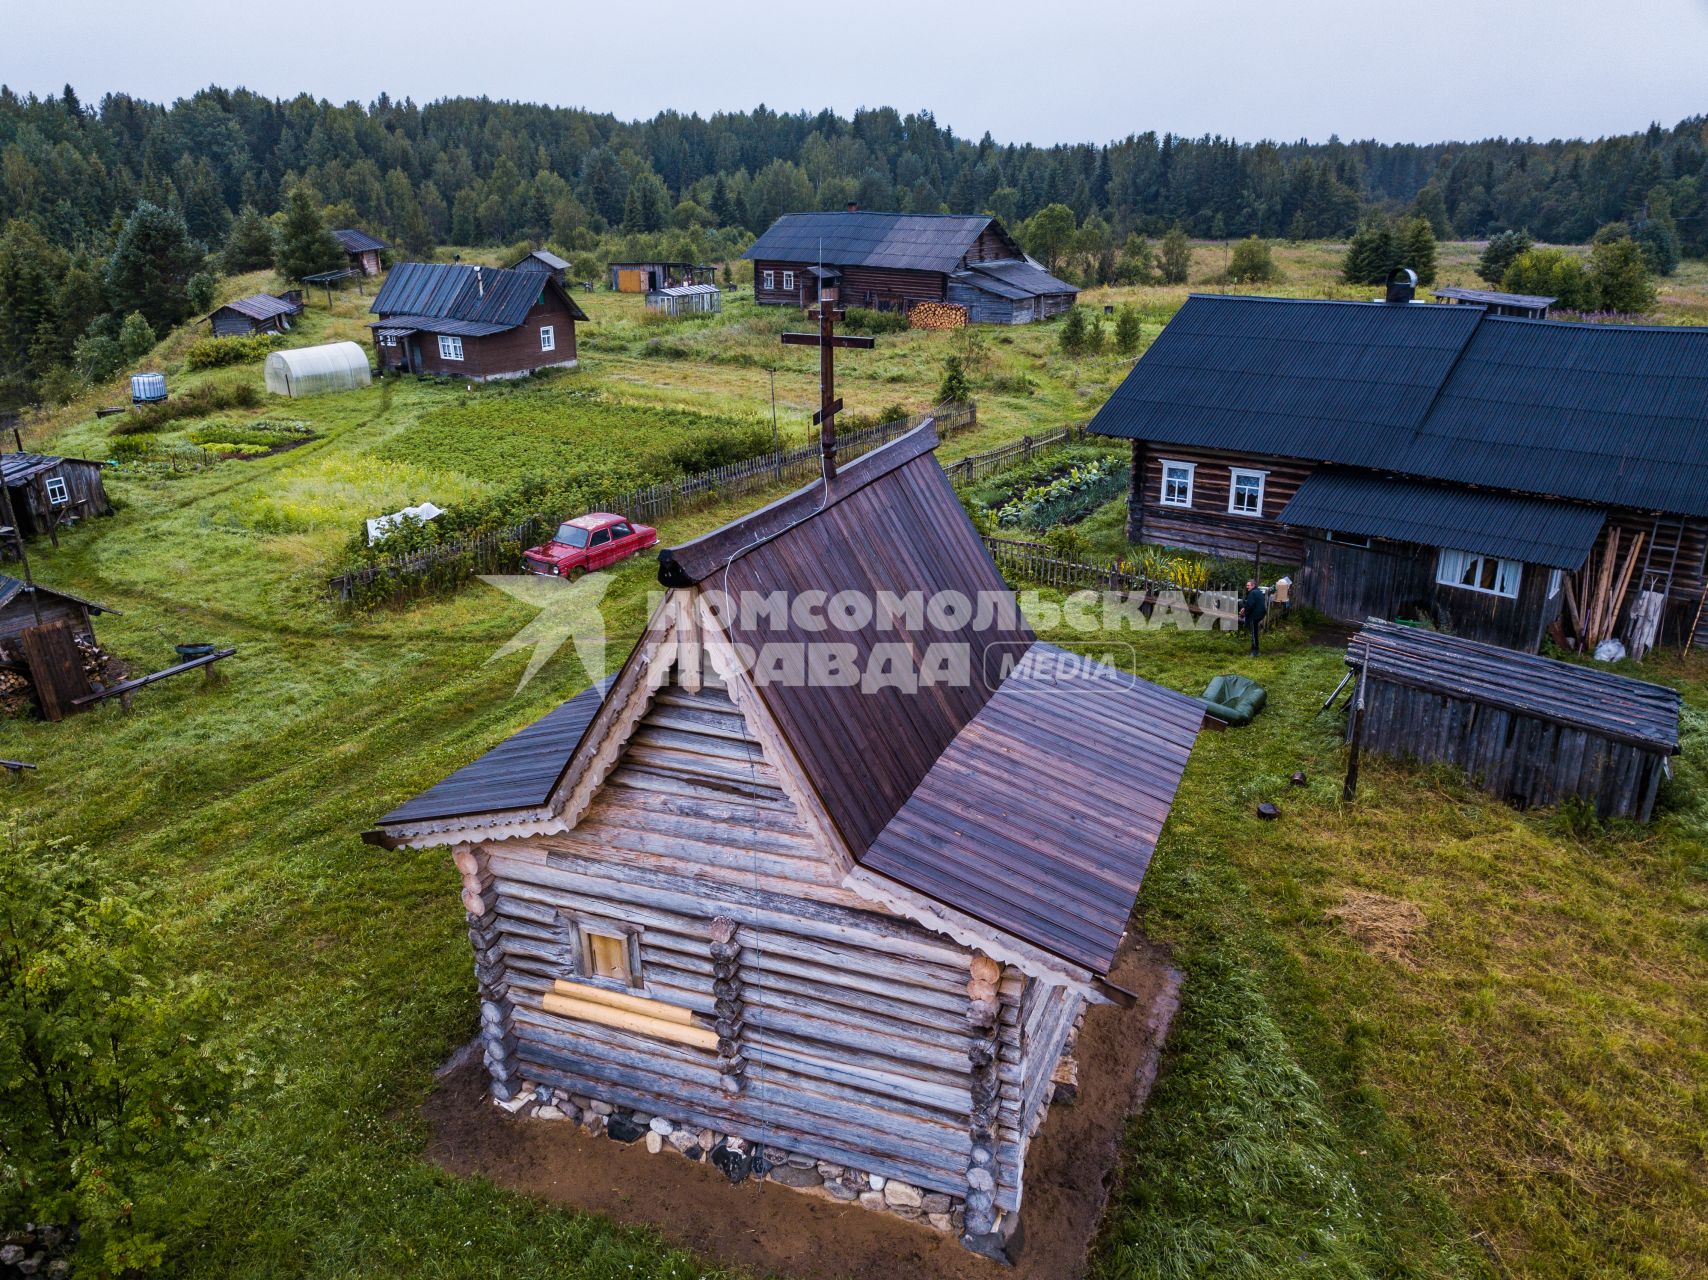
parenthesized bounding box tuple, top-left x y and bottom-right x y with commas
(369, 262, 589, 382)
(1087, 283, 1708, 654)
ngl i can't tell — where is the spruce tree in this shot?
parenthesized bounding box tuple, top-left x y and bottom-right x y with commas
(105, 202, 202, 332)
(1400, 216, 1438, 286)
(1477, 229, 1532, 285)
(221, 206, 276, 274)
(273, 186, 343, 283)
(1058, 306, 1089, 355)
(1342, 219, 1397, 285)
(1113, 304, 1143, 355)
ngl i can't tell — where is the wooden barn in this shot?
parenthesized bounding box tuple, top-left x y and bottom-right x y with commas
(2, 452, 111, 545)
(367, 422, 1204, 1258)
(333, 228, 388, 276)
(1088, 290, 1708, 653)
(608, 261, 715, 293)
(1344, 620, 1681, 821)
(511, 249, 571, 286)
(744, 210, 1076, 322)
(0, 574, 115, 644)
(368, 263, 589, 382)
(205, 292, 303, 337)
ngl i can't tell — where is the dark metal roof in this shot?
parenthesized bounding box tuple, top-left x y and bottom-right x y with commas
(1408, 316, 1708, 515)
(1431, 285, 1555, 310)
(511, 249, 569, 271)
(1090, 295, 1708, 518)
(371, 262, 588, 328)
(333, 228, 388, 254)
(364, 314, 510, 338)
(1086, 295, 1486, 470)
(1348, 619, 1680, 752)
(377, 677, 616, 825)
(956, 258, 1077, 299)
(213, 293, 297, 323)
(743, 211, 999, 274)
(0, 574, 117, 616)
(863, 641, 1202, 974)
(1279, 469, 1607, 568)
(1, 452, 63, 484)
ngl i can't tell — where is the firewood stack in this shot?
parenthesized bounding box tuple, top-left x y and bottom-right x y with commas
(909, 301, 968, 330)
(0, 629, 117, 716)
(1561, 528, 1645, 652)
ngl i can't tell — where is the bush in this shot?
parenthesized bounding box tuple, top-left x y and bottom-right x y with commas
(187, 271, 218, 314)
(1157, 225, 1192, 284)
(185, 333, 282, 369)
(1226, 236, 1280, 284)
(937, 354, 971, 403)
(1503, 247, 1597, 311)
(118, 310, 157, 361)
(1587, 236, 1656, 313)
(1478, 229, 1532, 285)
(110, 379, 261, 433)
(73, 330, 124, 382)
(0, 826, 242, 1273)
(841, 307, 909, 335)
(656, 421, 775, 474)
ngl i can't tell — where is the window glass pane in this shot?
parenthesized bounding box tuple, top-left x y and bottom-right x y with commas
(590, 529, 610, 546)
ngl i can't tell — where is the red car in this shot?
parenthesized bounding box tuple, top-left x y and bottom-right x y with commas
(523, 512, 658, 578)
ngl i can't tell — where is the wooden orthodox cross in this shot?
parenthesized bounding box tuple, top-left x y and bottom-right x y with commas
(780, 282, 876, 479)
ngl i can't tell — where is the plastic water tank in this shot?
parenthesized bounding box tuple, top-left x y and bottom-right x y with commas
(130, 372, 167, 403)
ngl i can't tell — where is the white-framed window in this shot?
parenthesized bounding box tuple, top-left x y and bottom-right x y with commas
(782, 270, 795, 291)
(437, 334, 464, 361)
(577, 922, 643, 989)
(762, 270, 775, 290)
(1228, 468, 1267, 517)
(1437, 547, 1522, 598)
(1159, 460, 1195, 507)
(539, 325, 555, 352)
(44, 476, 68, 506)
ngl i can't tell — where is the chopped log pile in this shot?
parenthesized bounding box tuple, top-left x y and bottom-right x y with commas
(908, 301, 967, 330)
(0, 629, 115, 716)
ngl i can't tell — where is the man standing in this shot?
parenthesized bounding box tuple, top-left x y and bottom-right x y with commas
(1239, 578, 1267, 657)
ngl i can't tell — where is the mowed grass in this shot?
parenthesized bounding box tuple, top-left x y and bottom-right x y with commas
(6, 249, 1708, 1278)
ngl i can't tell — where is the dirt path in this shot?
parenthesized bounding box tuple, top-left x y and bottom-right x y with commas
(422, 934, 1181, 1280)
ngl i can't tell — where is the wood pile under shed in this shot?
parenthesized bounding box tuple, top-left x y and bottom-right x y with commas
(909, 301, 967, 330)
(1344, 619, 1681, 821)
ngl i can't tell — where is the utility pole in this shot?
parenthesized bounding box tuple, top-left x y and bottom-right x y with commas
(779, 282, 876, 479)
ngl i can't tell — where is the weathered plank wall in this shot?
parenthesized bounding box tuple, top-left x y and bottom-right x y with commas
(1127, 443, 1310, 562)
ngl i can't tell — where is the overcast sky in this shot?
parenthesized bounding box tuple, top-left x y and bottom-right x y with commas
(8, 0, 1707, 146)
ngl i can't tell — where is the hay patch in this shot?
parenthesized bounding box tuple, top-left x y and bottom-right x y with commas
(1328, 890, 1428, 968)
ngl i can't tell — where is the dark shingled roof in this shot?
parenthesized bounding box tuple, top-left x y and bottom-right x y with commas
(333, 227, 388, 254)
(1349, 619, 1680, 753)
(0, 573, 117, 617)
(1090, 295, 1708, 518)
(371, 262, 588, 328)
(742, 211, 1002, 274)
(213, 293, 297, 323)
(953, 258, 1077, 299)
(377, 677, 616, 825)
(1279, 470, 1607, 569)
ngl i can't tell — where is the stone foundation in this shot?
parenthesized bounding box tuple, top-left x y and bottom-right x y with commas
(496, 1084, 967, 1236)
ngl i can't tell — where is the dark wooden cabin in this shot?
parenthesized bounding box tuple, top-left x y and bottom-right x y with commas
(1344, 620, 1680, 821)
(1089, 293, 1708, 653)
(206, 292, 303, 337)
(367, 422, 1204, 1259)
(510, 249, 570, 286)
(744, 211, 1076, 321)
(368, 263, 590, 382)
(2, 452, 112, 545)
(0, 574, 115, 644)
(333, 228, 388, 276)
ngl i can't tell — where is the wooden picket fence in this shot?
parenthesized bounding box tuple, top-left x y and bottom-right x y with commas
(939, 425, 1087, 487)
(981, 535, 1246, 622)
(329, 402, 977, 604)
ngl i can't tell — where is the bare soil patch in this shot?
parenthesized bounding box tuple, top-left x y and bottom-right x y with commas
(1328, 889, 1429, 968)
(422, 935, 1181, 1280)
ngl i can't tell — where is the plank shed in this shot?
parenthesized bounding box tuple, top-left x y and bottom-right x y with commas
(367, 422, 1205, 1258)
(332, 228, 388, 276)
(0, 574, 115, 644)
(1, 452, 112, 543)
(206, 292, 302, 337)
(1345, 619, 1681, 821)
(510, 249, 570, 286)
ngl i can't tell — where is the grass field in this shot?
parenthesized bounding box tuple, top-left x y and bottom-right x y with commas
(6, 246, 1708, 1279)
